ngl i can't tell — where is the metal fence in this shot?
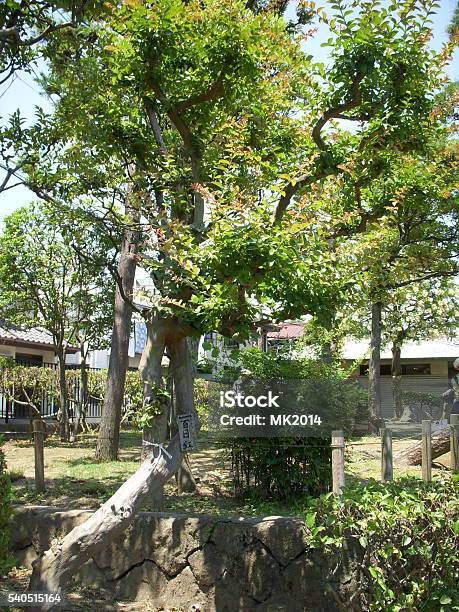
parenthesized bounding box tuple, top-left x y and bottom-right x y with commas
(0, 361, 104, 423)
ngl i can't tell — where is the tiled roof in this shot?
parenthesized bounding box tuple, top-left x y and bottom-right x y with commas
(0, 323, 77, 352)
(267, 322, 305, 340)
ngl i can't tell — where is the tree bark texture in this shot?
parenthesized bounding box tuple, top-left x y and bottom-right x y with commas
(138, 317, 169, 508)
(71, 350, 88, 443)
(57, 347, 69, 441)
(392, 340, 403, 419)
(368, 301, 383, 428)
(175, 336, 200, 493)
(394, 426, 450, 466)
(96, 187, 139, 461)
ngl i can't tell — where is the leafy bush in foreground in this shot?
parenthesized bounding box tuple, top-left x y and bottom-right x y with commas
(305, 477, 459, 611)
(221, 349, 366, 498)
(0, 440, 14, 576)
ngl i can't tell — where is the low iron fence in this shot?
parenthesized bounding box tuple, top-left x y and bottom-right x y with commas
(0, 361, 104, 423)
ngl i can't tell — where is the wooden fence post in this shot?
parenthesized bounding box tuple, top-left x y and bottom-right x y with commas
(381, 427, 393, 482)
(421, 419, 432, 482)
(331, 430, 345, 495)
(451, 414, 459, 473)
(33, 418, 45, 492)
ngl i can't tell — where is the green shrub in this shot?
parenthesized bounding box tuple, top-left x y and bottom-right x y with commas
(304, 476, 459, 611)
(402, 390, 443, 420)
(220, 348, 366, 499)
(228, 436, 332, 498)
(0, 441, 14, 576)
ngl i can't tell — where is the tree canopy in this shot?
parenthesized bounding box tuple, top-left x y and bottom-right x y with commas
(2, 0, 455, 341)
(0, 201, 115, 348)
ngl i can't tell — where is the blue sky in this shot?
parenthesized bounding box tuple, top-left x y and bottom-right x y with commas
(0, 0, 458, 225)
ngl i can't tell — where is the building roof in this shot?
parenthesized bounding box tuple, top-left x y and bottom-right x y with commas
(267, 322, 305, 340)
(0, 323, 78, 353)
(343, 338, 459, 361)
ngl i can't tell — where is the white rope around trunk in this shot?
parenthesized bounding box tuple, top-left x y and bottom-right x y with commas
(141, 439, 173, 459)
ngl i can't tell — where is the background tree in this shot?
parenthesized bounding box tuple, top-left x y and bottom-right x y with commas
(340, 138, 459, 424)
(447, 0, 459, 39)
(383, 279, 459, 418)
(0, 356, 58, 431)
(0, 1, 107, 82)
(0, 202, 114, 440)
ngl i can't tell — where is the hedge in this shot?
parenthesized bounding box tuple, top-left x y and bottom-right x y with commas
(305, 476, 459, 611)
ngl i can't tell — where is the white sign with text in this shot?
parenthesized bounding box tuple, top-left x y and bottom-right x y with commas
(177, 413, 197, 452)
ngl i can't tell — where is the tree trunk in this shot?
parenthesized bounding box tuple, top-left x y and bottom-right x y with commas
(57, 347, 69, 441)
(80, 357, 89, 432)
(71, 348, 88, 443)
(96, 186, 139, 461)
(368, 301, 383, 429)
(392, 340, 403, 419)
(394, 426, 450, 466)
(29, 436, 184, 602)
(138, 317, 169, 508)
(139, 321, 196, 496)
(187, 335, 200, 377)
(168, 334, 197, 439)
(29, 324, 197, 604)
(175, 337, 198, 493)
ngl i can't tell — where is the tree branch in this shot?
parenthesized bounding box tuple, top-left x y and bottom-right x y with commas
(273, 73, 368, 222)
(147, 80, 194, 150)
(146, 79, 207, 229)
(0, 21, 75, 47)
(144, 100, 168, 156)
(312, 72, 365, 151)
(274, 171, 327, 223)
(174, 72, 226, 113)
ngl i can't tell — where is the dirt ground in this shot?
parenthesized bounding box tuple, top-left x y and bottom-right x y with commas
(2, 431, 239, 515)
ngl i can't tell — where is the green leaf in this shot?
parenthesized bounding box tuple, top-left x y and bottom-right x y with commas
(369, 566, 380, 579)
(402, 536, 412, 547)
(305, 513, 316, 529)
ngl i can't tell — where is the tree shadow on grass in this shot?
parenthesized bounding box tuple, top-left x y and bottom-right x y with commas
(13, 475, 119, 509)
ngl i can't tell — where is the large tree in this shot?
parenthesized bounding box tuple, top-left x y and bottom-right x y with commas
(1, 0, 453, 595)
(340, 139, 459, 423)
(95, 174, 140, 460)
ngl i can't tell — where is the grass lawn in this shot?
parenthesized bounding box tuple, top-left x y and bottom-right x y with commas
(2, 429, 452, 517)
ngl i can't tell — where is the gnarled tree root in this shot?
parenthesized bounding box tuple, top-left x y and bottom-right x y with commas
(29, 436, 183, 609)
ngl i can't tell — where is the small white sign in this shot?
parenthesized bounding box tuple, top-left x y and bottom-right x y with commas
(177, 413, 197, 452)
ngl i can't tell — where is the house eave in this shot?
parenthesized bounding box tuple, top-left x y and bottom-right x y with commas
(0, 338, 79, 354)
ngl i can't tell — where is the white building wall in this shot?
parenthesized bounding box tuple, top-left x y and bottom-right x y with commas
(357, 375, 450, 419)
(0, 345, 56, 363)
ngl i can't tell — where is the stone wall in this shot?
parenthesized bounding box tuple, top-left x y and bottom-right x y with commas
(12, 506, 360, 611)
